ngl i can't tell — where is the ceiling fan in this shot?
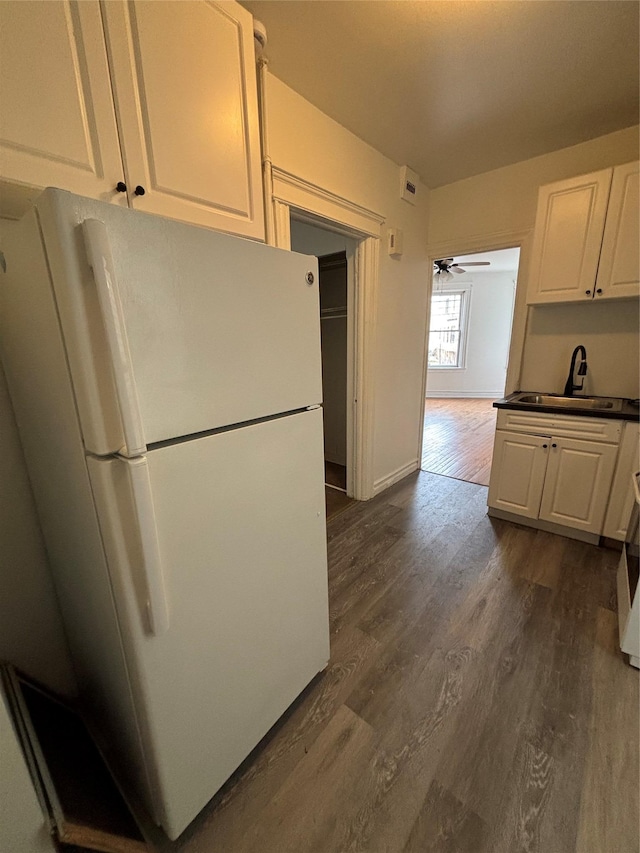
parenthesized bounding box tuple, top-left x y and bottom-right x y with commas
(433, 258, 490, 282)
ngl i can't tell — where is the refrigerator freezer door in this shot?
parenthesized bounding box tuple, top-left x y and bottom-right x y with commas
(87, 408, 329, 839)
(37, 189, 322, 453)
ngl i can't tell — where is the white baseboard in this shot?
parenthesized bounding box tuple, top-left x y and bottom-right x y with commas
(425, 390, 503, 399)
(373, 459, 420, 496)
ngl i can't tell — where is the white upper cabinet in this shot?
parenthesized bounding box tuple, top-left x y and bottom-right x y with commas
(101, 0, 264, 239)
(0, 1, 126, 205)
(526, 168, 613, 304)
(0, 0, 264, 239)
(595, 161, 640, 300)
(527, 161, 640, 305)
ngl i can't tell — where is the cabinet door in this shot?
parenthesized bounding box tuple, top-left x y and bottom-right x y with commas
(595, 161, 640, 300)
(539, 438, 618, 534)
(102, 0, 264, 239)
(603, 423, 640, 541)
(488, 430, 549, 519)
(526, 169, 612, 305)
(0, 1, 126, 205)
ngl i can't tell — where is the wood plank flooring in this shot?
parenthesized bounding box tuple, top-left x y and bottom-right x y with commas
(157, 472, 638, 853)
(422, 398, 497, 486)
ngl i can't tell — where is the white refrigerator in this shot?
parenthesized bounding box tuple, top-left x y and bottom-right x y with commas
(0, 189, 330, 839)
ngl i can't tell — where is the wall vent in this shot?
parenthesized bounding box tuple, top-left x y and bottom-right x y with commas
(400, 166, 418, 205)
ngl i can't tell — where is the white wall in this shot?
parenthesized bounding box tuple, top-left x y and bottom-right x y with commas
(267, 74, 431, 490)
(428, 126, 640, 400)
(426, 271, 516, 397)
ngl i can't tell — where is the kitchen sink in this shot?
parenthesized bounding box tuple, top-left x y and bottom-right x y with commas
(516, 394, 623, 411)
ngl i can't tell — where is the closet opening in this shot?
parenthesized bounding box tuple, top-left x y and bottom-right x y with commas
(290, 219, 357, 518)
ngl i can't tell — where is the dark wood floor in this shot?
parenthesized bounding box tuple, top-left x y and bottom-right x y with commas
(422, 398, 497, 486)
(163, 472, 638, 853)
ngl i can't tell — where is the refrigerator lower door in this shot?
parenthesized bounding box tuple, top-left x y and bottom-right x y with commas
(87, 407, 329, 839)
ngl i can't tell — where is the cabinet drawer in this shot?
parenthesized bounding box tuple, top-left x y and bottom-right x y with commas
(496, 409, 622, 443)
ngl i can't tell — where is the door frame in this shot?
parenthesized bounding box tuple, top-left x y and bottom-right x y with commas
(419, 229, 531, 466)
(268, 167, 384, 501)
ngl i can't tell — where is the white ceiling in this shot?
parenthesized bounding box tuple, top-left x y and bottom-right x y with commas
(240, 1, 639, 188)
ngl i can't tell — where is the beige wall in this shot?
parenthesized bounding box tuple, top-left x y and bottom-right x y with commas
(0, 219, 76, 694)
(428, 126, 639, 246)
(428, 125, 640, 400)
(267, 74, 432, 489)
(0, 217, 75, 695)
(520, 302, 639, 399)
(0, 361, 75, 695)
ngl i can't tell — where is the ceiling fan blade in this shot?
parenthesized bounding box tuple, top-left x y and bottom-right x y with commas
(452, 266, 465, 274)
(458, 261, 490, 267)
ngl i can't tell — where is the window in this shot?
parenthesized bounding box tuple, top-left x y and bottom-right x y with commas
(428, 288, 469, 368)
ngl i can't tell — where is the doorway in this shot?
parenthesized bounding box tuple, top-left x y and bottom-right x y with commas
(422, 247, 521, 486)
(290, 219, 357, 518)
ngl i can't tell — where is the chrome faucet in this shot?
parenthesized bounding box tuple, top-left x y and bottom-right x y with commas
(563, 345, 588, 396)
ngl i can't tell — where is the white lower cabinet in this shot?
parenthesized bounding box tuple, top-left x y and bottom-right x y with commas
(487, 431, 548, 519)
(538, 437, 618, 534)
(489, 412, 623, 537)
(603, 423, 640, 540)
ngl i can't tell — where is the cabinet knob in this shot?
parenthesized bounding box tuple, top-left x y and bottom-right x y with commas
(596, 288, 603, 294)
(115, 181, 127, 193)
(542, 444, 548, 449)
(585, 290, 591, 295)
(134, 185, 146, 196)
(551, 443, 557, 448)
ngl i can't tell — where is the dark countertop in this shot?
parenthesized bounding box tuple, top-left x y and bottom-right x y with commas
(494, 391, 640, 422)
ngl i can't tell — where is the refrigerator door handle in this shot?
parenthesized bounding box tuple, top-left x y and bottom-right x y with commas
(83, 219, 146, 458)
(127, 456, 170, 636)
